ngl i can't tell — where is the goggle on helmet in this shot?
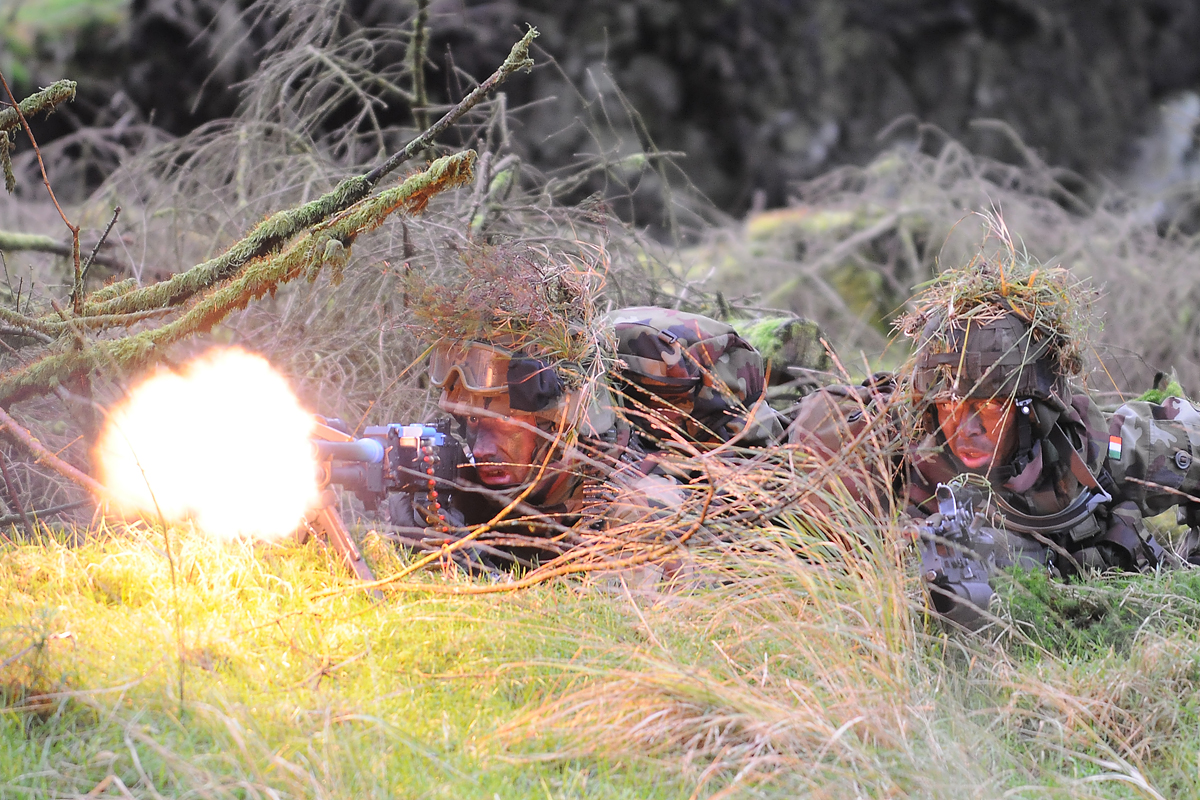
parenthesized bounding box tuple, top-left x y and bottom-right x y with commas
(911, 312, 1069, 410)
(430, 340, 615, 436)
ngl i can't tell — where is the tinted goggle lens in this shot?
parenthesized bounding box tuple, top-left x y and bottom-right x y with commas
(429, 343, 567, 412)
(429, 342, 510, 393)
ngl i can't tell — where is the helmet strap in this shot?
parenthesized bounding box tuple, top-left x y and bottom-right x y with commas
(1010, 398, 1036, 475)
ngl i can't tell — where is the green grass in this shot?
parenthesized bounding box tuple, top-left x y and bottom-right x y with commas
(0, 523, 692, 798)
(5, 516, 1200, 798)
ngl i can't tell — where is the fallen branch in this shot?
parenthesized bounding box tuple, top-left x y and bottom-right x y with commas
(0, 404, 105, 497)
(75, 27, 537, 320)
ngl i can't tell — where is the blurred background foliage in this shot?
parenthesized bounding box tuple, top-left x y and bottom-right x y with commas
(7, 0, 1200, 215)
(4, 0, 1200, 480)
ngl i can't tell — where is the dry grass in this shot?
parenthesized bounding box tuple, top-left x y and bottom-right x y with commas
(5, 6, 1200, 799)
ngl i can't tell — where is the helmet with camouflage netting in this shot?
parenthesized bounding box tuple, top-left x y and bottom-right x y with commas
(899, 258, 1094, 413)
(404, 242, 617, 438)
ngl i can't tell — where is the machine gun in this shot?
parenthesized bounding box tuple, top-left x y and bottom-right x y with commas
(914, 483, 1001, 628)
(305, 417, 468, 594)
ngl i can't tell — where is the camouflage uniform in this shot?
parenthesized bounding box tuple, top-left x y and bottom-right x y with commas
(393, 306, 782, 556)
(609, 306, 784, 447)
(790, 308, 1200, 620)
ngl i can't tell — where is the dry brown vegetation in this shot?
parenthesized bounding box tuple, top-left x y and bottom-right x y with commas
(4, 4, 1200, 798)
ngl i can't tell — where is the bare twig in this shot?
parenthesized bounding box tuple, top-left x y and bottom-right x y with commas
(0, 499, 90, 526)
(0, 405, 105, 497)
(0, 448, 32, 538)
(408, 0, 431, 131)
(73, 206, 122, 310)
(364, 26, 536, 187)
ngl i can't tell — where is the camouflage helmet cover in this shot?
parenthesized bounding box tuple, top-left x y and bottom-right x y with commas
(912, 309, 1071, 411)
(608, 306, 782, 444)
(609, 306, 767, 401)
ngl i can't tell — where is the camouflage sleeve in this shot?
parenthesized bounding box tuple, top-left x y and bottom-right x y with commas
(1104, 396, 1200, 516)
(606, 472, 688, 527)
(786, 380, 901, 507)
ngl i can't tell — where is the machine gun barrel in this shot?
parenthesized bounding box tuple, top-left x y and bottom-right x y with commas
(314, 438, 385, 464)
(303, 420, 385, 598)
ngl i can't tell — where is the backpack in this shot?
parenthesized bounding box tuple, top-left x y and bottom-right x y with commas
(609, 306, 783, 446)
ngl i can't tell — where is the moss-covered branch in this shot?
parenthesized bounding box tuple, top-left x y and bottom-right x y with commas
(0, 80, 76, 194)
(0, 231, 121, 269)
(0, 150, 475, 407)
(74, 174, 374, 317)
(72, 28, 536, 321)
(0, 80, 76, 134)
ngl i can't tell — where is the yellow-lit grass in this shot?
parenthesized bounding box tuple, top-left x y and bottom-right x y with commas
(0, 521, 687, 797)
(5, 446, 1200, 797)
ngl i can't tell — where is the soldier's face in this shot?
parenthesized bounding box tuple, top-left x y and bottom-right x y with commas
(935, 397, 1018, 474)
(460, 394, 543, 487)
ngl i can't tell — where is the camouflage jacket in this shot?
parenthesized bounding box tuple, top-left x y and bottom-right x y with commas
(791, 378, 1200, 573)
(391, 413, 689, 561)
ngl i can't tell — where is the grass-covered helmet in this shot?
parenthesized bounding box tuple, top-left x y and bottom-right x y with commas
(911, 308, 1070, 410)
(901, 257, 1093, 413)
(405, 242, 617, 438)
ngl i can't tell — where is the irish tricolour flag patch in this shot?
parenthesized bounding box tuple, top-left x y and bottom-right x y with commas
(1108, 435, 1123, 461)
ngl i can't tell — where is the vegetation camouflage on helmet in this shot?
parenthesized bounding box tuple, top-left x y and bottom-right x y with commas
(736, 316, 830, 373)
(404, 243, 617, 436)
(609, 306, 782, 444)
(900, 255, 1094, 411)
(911, 310, 1070, 409)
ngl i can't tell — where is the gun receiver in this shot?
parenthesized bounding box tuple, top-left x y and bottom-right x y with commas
(306, 418, 468, 594)
(313, 418, 465, 508)
(915, 483, 998, 628)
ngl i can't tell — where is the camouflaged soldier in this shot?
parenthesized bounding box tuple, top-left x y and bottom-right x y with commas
(790, 262, 1200, 623)
(390, 306, 789, 558)
(386, 333, 653, 550)
(609, 306, 786, 448)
